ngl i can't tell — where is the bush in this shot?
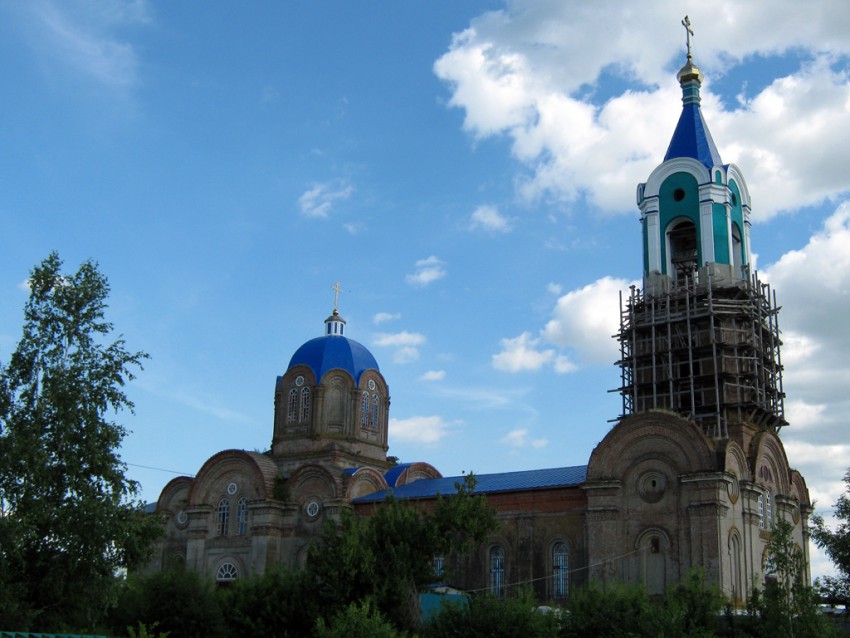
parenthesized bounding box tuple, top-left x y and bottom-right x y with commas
(221, 565, 319, 637)
(422, 588, 557, 638)
(108, 565, 226, 638)
(315, 601, 411, 638)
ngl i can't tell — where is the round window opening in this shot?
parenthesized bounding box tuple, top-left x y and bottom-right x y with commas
(176, 510, 188, 526)
(673, 188, 686, 202)
(306, 501, 321, 518)
(368, 379, 376, 391)
(227, 482, 238, 496)
(638, 471, 667, 504)
(295, 375, 304, 387)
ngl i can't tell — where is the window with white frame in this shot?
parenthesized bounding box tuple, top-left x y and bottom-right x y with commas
(552, 541, 569, 599)
(300, 387, 311, 422)
(287, 388, 298, 423)
(216, 562, 238, 583)
(758, 493, 765, 529)
(489, 545, 505, 597)
(217, 498, 230, 536)
(762, 488, 773, 528)
(236, 497, 248, 535)
(433, 555, 445, 579)
(370, 393, 379, 429)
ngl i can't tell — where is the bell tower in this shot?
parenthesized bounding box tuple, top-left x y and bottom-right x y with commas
(614, 18, 785, 439)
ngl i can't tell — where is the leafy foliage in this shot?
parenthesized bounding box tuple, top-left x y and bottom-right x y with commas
(110, 565, 226, 638)
(811, 468, 850, 610)
(315, 601, 412, 638)
(744, 519, 837, 638)
(422, 588, 557, 638)
(220, 565, 320, 637)
(307, 474, 498, 631)
(0, 253, 161, 631)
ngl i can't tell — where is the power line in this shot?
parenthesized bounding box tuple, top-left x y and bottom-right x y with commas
(126, 462, 194, 477)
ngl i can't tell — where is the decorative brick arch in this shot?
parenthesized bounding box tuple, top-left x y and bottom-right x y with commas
(188, 449, 279, 506)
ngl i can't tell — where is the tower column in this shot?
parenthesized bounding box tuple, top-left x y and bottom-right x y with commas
(699, 198, 715, 265)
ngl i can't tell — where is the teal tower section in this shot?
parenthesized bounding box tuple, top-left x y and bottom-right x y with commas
(637, 53, 751, 294)
(615, 50, 785, 440)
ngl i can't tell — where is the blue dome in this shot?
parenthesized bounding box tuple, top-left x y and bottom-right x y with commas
(287, 336, 379, 384)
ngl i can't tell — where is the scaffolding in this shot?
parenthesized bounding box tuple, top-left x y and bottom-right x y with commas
(612, 270, 786, 439)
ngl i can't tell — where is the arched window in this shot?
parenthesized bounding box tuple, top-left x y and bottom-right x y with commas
(730, 532, 742, 602)
(216, 562, 238, 583)
(489, 545, 505, 597)
(300, 387, 311, 422)
(370, 393, 380, 429)
(758, 493, 766, 529)
(552, 542, 569, 599)
(762, 488, 773, 528)
(433, 555, 445, 579)
(361, 391, 369, 427)
(217, 498, 230, 536)
(236, 497, 248, 536)
(287, 388, 298, 423)
(667, 219, 697, 284)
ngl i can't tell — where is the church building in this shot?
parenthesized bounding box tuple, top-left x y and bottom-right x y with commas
(151, 39, 811, 605)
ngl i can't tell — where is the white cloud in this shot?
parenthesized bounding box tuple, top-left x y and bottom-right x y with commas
(434, 2, 850, 219)
(16, 0, 150, 88)
(500, 427, 548, 449)
(393, 347, 420, 365)
(373, 312, 401, 324)
(542, 276, 636, 365)
(469, 204, 512, 233)
(492, 332, 554, 372)
(554, 355, 578, 374)
(373, 331, 426, 348)
(546, 282, 563, 295)
(373, 330, 426, 365)
(759, 204, 850, 523)
(389, 415, 453, 445)
(420, 370, 446, 381)
(298, 181, 354, 218)
(343, 222, 363, 235)
(405, 256, 447, 287)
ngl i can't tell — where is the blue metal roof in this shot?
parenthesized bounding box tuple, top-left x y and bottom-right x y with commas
(353, 464, 588, 503)
(663, 101, 722, 170)
(384, 462, 415, 487)
(288, 335, 379, 384)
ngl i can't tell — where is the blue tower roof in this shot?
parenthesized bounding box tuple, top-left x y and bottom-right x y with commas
(663, 102, 722, 170)
(288, 335, 379, 384)
(663, 57, 722, 170)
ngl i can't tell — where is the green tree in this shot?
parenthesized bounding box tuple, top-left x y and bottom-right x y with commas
(422, 588, 557, 638)
(811, 468, 850, 611)
(0, 253, 161, 631)
(307, 474, 498, 631)
(110, 564, 226, 638)
(220, 565, 321, 637)
(316, 601, 411, 638)
(745, 519, 836, 638)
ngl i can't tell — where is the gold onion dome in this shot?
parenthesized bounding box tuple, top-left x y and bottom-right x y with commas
(677, 56, 703, 85)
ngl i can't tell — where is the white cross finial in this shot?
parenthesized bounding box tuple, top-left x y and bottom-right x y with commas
(331, 281, 343, 311)
(682, 15, 694, 59)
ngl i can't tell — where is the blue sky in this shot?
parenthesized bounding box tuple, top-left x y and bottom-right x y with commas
(2, 1, 850, 579)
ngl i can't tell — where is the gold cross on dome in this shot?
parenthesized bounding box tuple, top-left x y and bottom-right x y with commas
(331, 281, 343, 311)
(682, 15, 694, 59)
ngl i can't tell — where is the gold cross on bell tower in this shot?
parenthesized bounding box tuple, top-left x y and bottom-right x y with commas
(331, 280, 343, 313)
(682, 15, 694, 60)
